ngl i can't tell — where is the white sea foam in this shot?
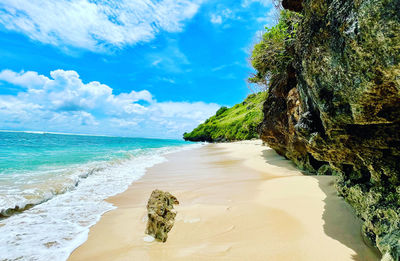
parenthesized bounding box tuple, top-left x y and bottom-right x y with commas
(0, 143, 203, 261)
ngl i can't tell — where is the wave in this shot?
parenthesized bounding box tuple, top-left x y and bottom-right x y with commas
(0, 143, 202, 261)
(0, 166, 106, 218)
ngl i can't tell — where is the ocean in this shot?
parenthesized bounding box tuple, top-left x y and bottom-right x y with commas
(0, 131, 200, 260)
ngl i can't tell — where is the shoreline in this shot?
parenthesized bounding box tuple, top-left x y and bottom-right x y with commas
(69, 140, 380, 260)
(0, 139, 198, 261)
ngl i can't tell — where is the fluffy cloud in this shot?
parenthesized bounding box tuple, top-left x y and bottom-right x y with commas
(0, 0, 201, 51)
(210, 9, 235, 25)
(210, 2, 274, 26)
(0, 69, 219, 138)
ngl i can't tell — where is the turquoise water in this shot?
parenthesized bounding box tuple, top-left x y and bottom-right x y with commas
(0, 131, 200, 260)
(0, 131, 187, 173)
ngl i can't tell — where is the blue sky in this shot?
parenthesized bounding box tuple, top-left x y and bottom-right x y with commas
(0, 0, 277, 138)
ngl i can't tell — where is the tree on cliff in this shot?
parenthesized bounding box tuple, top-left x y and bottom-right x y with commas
(249, 10, 300, 87)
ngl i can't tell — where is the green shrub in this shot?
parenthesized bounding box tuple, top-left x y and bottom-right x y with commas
(249, 10, 301, 85)
(216, 106, 228, 116)
(183, 92, 266, 142)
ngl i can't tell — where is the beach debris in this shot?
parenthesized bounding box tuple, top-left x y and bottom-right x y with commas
(145, 189, 179, 242)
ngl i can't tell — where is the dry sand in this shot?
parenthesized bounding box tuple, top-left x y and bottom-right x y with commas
(69, 140, 381, 261)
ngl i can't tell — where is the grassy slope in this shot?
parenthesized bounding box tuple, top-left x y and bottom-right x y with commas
(183, 92, 266, 142)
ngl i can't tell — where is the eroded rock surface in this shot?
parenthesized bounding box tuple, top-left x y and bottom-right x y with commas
(145, 189, 179, 242)
(260, 0, 400, 259)
(259, 66, 330, 173)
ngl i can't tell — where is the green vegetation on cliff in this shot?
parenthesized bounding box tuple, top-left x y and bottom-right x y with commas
(183, 92, 266, 142)
(251, 0, 400, 259)
(249, 10, 301, 86)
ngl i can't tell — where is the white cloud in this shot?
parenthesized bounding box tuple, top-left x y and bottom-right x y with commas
(210, 8, 236, 25)
(210, 14, 222, 24)
(257, 7, 279, 28)
(158, 77, 176, 84)
(0, 69, 219, 138)
(211, 62, 243, 72)
(0, 70, 50, 88)
(0, 0, 201, 52)
(152, 59, 163, 66)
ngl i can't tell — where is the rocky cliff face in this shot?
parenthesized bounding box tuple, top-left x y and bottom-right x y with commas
(259, 0, 400, 259)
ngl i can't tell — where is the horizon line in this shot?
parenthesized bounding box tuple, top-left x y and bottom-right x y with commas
(0, 130, 183, 141)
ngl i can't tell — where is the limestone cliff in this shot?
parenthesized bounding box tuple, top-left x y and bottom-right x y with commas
(257, 0, 400, 259)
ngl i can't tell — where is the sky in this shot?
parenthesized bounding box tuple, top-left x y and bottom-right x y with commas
(0, 0, 277, 139)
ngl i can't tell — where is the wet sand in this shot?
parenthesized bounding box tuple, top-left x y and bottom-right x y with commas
(69, 140, 380, 261)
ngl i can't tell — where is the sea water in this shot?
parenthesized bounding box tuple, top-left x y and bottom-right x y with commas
(0, 131, 201, 260)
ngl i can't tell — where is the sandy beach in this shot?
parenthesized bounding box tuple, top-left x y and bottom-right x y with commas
(69, 140, 380, 261)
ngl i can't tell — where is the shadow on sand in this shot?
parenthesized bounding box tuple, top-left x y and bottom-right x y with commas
(261, 149, 300, 171)
(315, 176, 381, 261)
(260, 148, 381, 261)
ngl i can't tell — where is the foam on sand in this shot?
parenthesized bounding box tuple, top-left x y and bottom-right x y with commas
(0, 144, 202, 261)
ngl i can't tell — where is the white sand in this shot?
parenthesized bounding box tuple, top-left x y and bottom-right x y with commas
(69, 140, 380, 261)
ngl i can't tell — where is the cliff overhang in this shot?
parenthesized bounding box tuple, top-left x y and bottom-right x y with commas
(257, 0, 400, 259)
